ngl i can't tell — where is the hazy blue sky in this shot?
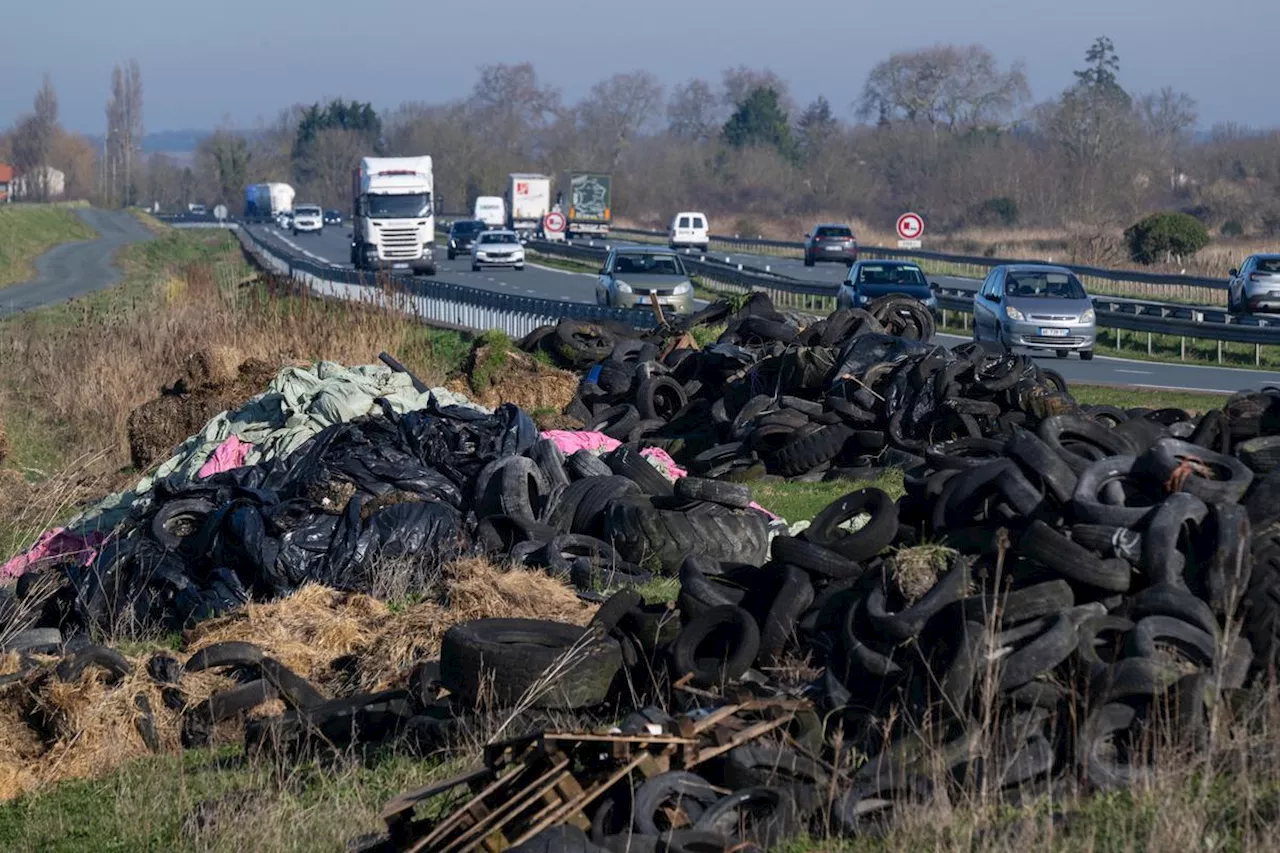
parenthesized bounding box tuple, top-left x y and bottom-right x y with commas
(2, 0, 1275, 134)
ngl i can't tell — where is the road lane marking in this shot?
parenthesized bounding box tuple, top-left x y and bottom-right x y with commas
(1115, 369, 1153, 375)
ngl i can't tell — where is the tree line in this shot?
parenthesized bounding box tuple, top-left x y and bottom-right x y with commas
(6, 39, 1280, 256)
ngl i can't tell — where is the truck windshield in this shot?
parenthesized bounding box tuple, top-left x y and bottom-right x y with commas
(368, 193, 432, 218)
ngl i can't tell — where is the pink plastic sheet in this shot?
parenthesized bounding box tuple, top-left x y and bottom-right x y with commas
(197, 435, 253, 479)
(540, 430, 777, 519)
(1, 528, 106, 580)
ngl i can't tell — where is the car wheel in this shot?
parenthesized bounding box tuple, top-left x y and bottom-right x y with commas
(804, 254, 814, 267)
(472, 263, 480, 272)
(1081, 350, 1095, 361)
(515, 264, 525, 271)
(1056, 350, 1068, 359)
(447, 251, 455, 260)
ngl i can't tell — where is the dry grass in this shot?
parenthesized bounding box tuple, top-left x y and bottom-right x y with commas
(0, 557, 596, 803)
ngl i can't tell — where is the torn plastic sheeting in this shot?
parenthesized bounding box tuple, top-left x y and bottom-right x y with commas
(1, 528, 107, 581)
(197, 435, 254, 479)
(831, 333, 942, 382)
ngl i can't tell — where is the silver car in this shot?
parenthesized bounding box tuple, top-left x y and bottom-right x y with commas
(972, 264, 1096, 360)
(596, 246, 695, 315)
(1228, 254, 1280, 314)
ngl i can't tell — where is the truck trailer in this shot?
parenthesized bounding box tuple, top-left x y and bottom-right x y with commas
(506, 173, 551, 237)
(350, 156, 436, 276)
(243, 182, 295, 222)
(562, 172, 612, 238)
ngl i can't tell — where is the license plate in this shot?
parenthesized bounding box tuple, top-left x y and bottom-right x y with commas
(825, 245, 842, 251)
(392, 263, 409, 270)
(1039, 327, 1069, 337)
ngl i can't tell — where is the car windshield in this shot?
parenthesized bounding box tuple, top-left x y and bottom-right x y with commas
(1256, 258, 1280, 273)
(368, 193, 431, 218)
(613, 253, 686, 276)
(1005, 271, 1087, 300)
(479, 233, 518, 244)
(857, 264, 926, 286)
(817, 226, 852, 238)
(296, 207, 320, 216)
(453, 221, 484, 235)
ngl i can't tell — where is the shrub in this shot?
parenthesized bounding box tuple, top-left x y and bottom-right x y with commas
(970, 197, 1019, 227)
(1221, 219, 1245, 238)
(1124, 212, 1210, 265)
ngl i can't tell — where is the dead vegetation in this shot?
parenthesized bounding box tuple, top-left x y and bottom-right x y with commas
(0, 557, 595, 801)
(445, 336, 577, 415)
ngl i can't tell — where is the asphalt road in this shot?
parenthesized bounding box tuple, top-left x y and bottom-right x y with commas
(0, 208, 155, 317)
(248, 221, 1278, 395)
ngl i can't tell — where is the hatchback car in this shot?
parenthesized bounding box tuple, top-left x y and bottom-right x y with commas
(803, 224, 858, 266)
(596, 246, 695, 315)
(972, 264, 1096, 359)
(324, 209, 343, 226)
(471, 230, 525, 271)
(447, 219, 488, 260)
(837, 260, 937, 314)
(292, 204, 324, 235)
(669, 211, 710, 252)
(1228, 254, 1280, 314)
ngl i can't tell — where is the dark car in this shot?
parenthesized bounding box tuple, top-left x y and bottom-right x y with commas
(836, 260, 938, 313)
(324, 209, 343, 225)
(447, 219, 487, 260)
(803, 224, 858, 267)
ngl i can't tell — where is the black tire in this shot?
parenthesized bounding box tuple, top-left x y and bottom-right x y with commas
(1078, 702, 1144, 791)
(606, 445, 675, 497)
(1141, 492, 1208, 586)
(1204, 502, 1251, 616)
(152, 498, 217, 550)
(637, 377, 689, 423)
(671, 605, 760, 686)
(1017, 520, 1132, 593)
(1038, 414, 1135, 474)
(717, 744, 830, 814)
(586, 405, 642, 441)
(954, 579, 1075, 628)
(1, 627, 62, 654)
(1140, 437, 1254, 504)
(865, 557, 970, 642)
(1081, 351, 1094, 361)
(768, 535, 864, 580)
(1071, 455, 1161, 528)
(1004, 427, 1078, 505)
(675, 477, 752, 509)
(925, 437, 1006, 470)
(693, 787, 798, 848)
(259, 657, 326, 709)
(440, 618, 622, 709)
(555, 321, 618, 367)
(55, 645, 132, 684)
(759, 564, 815, 664)
(567, 450, 613, 480)
(608, 498, 770, 572)
(802, 487, 899, 561)
(766, 423, 855, 477)
(1237, 435, 1280, 474)
(1123, 615, 1216, 669)
(632, 771, 721, 836)
(480, 456, 552, 523)
(531, 438, 571, 489)
(185, 641, 266, 673)
(991, 612, 1078, 691)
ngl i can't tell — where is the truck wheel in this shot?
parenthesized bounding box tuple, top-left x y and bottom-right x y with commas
(1081, 350, 1095, 361)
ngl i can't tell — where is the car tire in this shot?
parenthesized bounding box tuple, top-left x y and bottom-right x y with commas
(804, 254, 814, 267)
(1056, 350, 1068, 359)
(515, 264, 525, 271)
(447, 250, 455, 260)
(472, 263, 480, 272)
(1081, 350, 1095, 360)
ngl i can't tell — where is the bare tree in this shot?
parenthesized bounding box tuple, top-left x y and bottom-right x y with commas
(667, 78, 724, 141)
(467, 62, 560, 158)
(296, 127, 366, 208)
(11, 74, 61, 200)
(858, 45, 1028, 129)
(721, 66, 794, 114)
(104, 60, 143, 206)
(575, 71, 664, 169)
(196, 128, 251, 206)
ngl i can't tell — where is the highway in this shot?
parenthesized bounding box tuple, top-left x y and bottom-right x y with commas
(246, 221, 1278, 395)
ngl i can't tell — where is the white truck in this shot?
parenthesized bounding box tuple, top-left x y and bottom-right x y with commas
(506, 173, 551, 238)
(350, 156, 436, 275)
(243, 182, 295, 222)
(473, 196, 506, 229)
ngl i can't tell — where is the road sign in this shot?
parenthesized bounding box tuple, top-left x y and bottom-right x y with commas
(896, 212, 924, 241)
(897, 239, 922, 250)
(213, 204, 228, 221)
(544, 211, 566, 233)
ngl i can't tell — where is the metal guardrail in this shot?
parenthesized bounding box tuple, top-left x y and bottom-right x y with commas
(608, 225, 1228, 293)
(231, 222, 658, 338)
(529, 237, 1280, 362)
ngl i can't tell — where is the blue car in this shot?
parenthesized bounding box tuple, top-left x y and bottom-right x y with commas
(836, 260, 938, 314)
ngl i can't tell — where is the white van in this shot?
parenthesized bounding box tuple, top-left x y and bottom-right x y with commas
(669, 211, 710, 252)
(473, 196, 506, 229)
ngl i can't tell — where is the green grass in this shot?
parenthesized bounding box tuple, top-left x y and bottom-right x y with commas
(0, 747, 458, 853)
(1069, 384, 1229, 413)
(0, 204, 98, 288)
(752, 470, 905, 525)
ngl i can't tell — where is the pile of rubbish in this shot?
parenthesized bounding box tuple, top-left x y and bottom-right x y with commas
(3, 293, 1280, 852)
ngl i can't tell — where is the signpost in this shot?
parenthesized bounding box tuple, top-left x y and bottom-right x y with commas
(543, 210, 567, 242)
(896, 212, 923, 249)
(213, 204, 228, 223)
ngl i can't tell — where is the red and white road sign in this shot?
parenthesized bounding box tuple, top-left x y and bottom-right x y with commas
(896, 212, 924, 241)
(544, 211, 566, 233)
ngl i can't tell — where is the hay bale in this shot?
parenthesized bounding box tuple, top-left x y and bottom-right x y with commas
(184, 346, 244, 390)
(451, 345, 577, 413)
(126, 392, 224, 470)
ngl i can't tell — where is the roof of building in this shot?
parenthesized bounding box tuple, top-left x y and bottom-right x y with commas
(0, 163, 14, 182)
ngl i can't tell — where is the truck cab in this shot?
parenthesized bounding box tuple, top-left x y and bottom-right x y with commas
(351, 156, 436, 276)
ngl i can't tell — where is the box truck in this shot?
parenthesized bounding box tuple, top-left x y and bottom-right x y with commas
(561, 172, 611, 238)
(350, 156, 436, 275)
(506, 173, 551, 237)
(243, 182, 295, 222)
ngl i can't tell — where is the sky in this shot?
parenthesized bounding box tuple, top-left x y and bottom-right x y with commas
(2, 0, 1276, 135)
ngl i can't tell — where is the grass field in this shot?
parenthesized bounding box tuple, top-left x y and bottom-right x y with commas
(0, 204, 98, 288)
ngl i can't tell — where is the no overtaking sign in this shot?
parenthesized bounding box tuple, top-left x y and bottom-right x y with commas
(896, 212, 923, 248)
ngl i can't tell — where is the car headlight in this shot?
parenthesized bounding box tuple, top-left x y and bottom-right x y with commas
(616, 280, 632, 294)
(674, 282, 692, 294)
(1080, 308, 1095, 324)
(449, 239, 456, 247)
(1005, 305, 1025, 321)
